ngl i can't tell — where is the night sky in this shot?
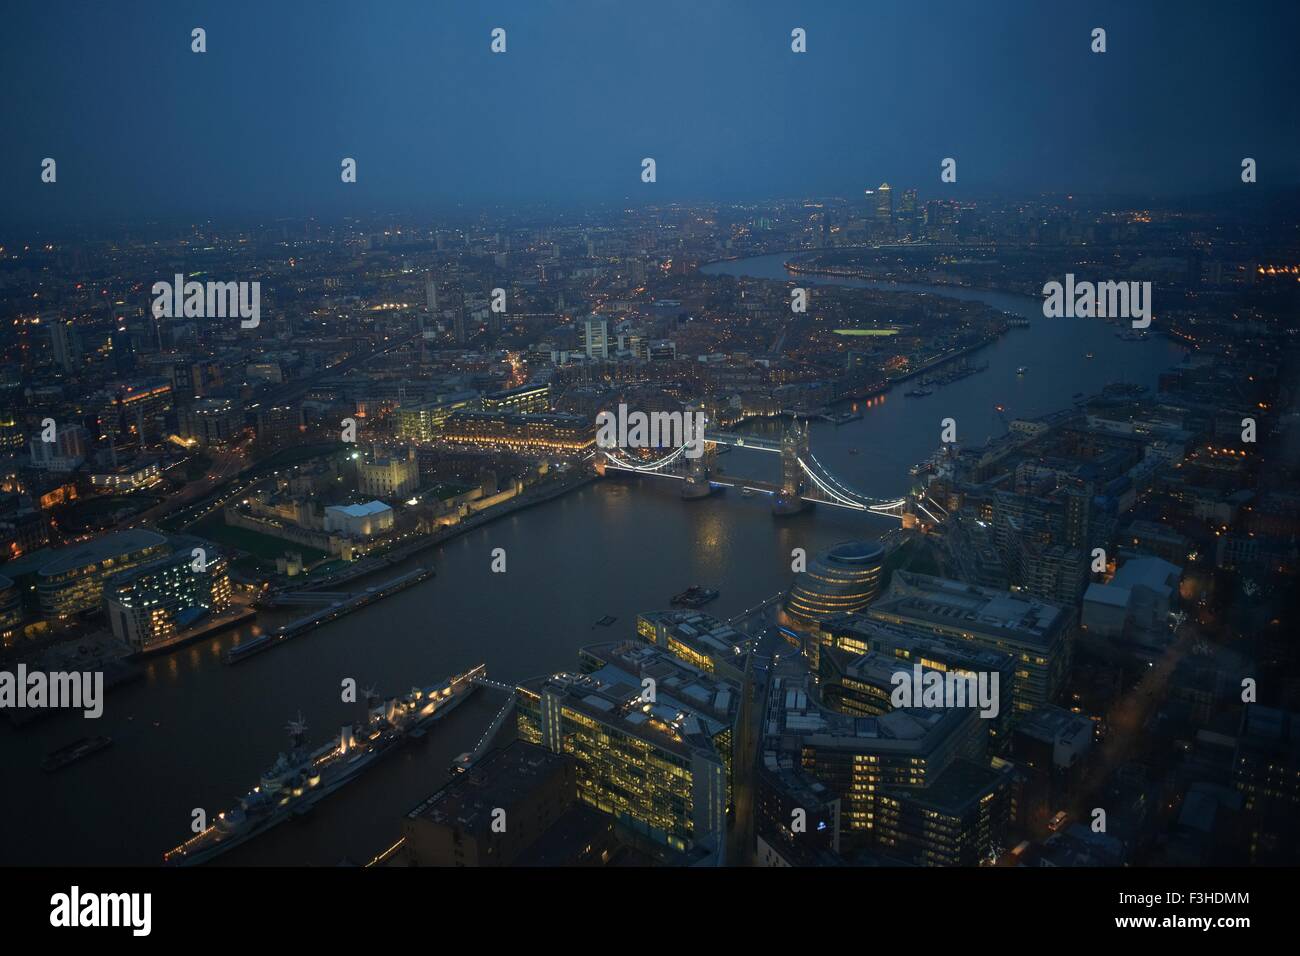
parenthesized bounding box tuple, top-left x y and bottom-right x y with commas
(2, 0, 1298, 224)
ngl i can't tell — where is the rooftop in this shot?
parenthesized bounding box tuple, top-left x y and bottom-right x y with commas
(523, 643, 738, 760)
(869, 572, 1064, 648)
(1083, 582, 1132, 608)
(1111, 556, 1181, 594)
(486, 382, 549, 399)
(327, 500, 392, 518)
(6, 528, 168, 580)
(448, 410, 589, 427)
(1015, 704, 1094, 746)
(902, 757, 1009, 816)
(407, 740, 572, 832)
(764, 670, 971, 755)
(817, 614, 1017, 673)
(637, 609, 749, 664)
(825, 540, 886, 565)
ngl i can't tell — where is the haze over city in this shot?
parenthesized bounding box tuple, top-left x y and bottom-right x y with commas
(3, 0, 1300, 227)
(0, 0, 1295, 939)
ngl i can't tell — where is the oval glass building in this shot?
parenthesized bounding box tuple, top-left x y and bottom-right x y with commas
(784, 541, 885, 626)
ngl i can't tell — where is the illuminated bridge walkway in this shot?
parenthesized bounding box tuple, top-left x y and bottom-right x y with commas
(597, 426, 911, 520)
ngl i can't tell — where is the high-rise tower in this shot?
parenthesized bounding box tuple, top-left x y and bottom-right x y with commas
(874, 183, 893, 226)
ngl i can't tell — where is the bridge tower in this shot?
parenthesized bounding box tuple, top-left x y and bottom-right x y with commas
(681, 405, 718, 499)
(680, 442, 717, 499)
(773, 418, 810, 515)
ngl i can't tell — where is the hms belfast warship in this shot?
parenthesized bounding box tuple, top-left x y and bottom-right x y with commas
(163, 664, 485, 866)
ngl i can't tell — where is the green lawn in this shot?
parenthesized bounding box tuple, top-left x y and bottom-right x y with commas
(191, 515, 328, 564)
(429, 481, 473, 500)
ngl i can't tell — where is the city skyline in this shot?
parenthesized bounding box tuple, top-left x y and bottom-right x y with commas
(1, 0, 1296, 929)
(3, 0, 1300, 227)
(3, 182, 1296, 873)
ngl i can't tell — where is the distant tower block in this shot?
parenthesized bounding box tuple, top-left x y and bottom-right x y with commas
(773, 418, 811, 515)
(875, 182, 893, 225)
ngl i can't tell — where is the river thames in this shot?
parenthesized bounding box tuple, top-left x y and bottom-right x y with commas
(0, 253, 1186, 866)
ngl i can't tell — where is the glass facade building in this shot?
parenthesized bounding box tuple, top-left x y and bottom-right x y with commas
(516, 641, 737, 861)
(27, 529, 171, 620)
(869, 572, 1073, 714)
(104, 548, 232, 652)
(784, 540, 885, 625)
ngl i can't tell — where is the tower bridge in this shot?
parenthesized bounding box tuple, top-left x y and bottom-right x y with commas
(596, 420, 911, 520)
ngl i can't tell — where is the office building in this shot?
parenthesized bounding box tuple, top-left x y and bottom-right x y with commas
(482, 383, 551, 415)
(754, 756, 843, 866)
(441, 411, 596, 456)
(1233, 705, 1300, 863)
(635, 610, 750, 684)
(394, 392, 480, 442)
(1082, 556, 1181, 639)
(29, 424, 86, 472)
(874, 757, 1014, 866)
(0, 509, 49, 562)
(403, 740, 620, 867)
(97, 380, 174, 446)
(869, 572, 1073, 714)
(582, 315, 609, 359)
(254, 402, 302, 446)
(1011, 704, 1095, 826)
(760, 657, 1010, 863)
(899, 187, 919, 234)
(874, 182, 893, 226)
(178, 397, 240, 447)
(5, 529, 171, 620)
(784, 541, 885, 626)
(0, 414, 23, 452)
(517, 641, 739, 861)
(103, 548, 232, 652)
(0, 574, 21, 645)
(812, 615, 1016, 742)
(88, 459, 162, 493)
(48, 317, 82, 373)
(647, 339, 677, 361)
